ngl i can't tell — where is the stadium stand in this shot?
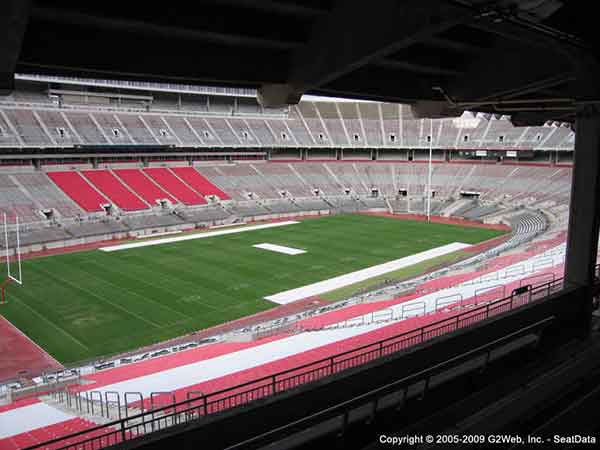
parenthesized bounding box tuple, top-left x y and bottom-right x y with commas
(143, 168, 207, 206)
(0, 174, 41, 223)
(0, 155, 580, 450)
(92, 113, 134, 144)
(122, 213, 184, 230)
(115, 115, 156, 144)
(82, 170, 149, 211)
(177, 206, 231, 223)
(64, 219, 129, 238)
(170, 167, 231, 200)
(61, 112, 108, 144)
(11, 173, 82, 219)
(0, 161, 573, 237)
(1, 109, 52, 146)
(113, 169, 178, 205)
(0, 102, 576, 151)
(46, 171, 109, 213)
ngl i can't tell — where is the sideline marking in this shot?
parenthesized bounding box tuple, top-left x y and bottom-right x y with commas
(99, 221, 300, 252)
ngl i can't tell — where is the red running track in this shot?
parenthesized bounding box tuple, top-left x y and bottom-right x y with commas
(0, 315, 62, 383)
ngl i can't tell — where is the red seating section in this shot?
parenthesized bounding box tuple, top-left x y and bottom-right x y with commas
(82, 170, 148, 211)
(47, 172, 107, 212)
(113, 169, 177, 205)
(143, 168, 207, 205)
(0, 417, 102, 450)
(171, 167, 231, 200)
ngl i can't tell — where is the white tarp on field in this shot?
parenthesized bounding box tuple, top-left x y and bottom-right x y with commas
(264, 242, 471, 304)
(253, 243, 306, 255)
(98, 221, 300, 252)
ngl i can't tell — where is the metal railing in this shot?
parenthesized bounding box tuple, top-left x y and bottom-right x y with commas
(225, 316, 557, 450)
(27, 275, 568, 450)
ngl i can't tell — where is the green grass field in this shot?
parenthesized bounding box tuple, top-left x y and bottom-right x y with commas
(1, 214, 505, 364)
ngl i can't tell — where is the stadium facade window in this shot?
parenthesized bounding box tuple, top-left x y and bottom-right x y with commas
(426, 135, 432, 143)
(463, 134, 469, 143)
(536, 133, 542, 141)
(159, 129, 170, 138)
(281, 132, 288, 141)
(353, 134, 360, 142)
(389, 134, 396, 143)
(56, 127, 67, 138)
(203, 130, 213, 140)
(112, 128, 120, 138)
(498, 135, 504, 143)
(318, 133, 325, 141)
(242, 131, 250, 140)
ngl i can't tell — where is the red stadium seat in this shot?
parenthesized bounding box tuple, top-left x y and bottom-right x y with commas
(47, 171, 108, 212)
(82, 170, 149, 211)
(143, 168, 207, 205)
(171, 166, 231, 200)
(113, 169, 178, 205)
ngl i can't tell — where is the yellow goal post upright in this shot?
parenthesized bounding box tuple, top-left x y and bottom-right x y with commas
(2, 213, 22, 304)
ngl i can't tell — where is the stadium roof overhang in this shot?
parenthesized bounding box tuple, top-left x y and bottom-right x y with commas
(1, 0, 599, 125)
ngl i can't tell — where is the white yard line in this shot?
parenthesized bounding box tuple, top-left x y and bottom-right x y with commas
(253, 243, 306, 255)
(264, 242, 471, 304)
(99, 221, 300, 252)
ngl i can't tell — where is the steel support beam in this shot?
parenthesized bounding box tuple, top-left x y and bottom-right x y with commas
(0, 0, 31, 95)
(258, 0, 473, 106)
(564, 105, 600, 336)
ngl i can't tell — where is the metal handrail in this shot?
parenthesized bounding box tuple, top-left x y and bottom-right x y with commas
(26, 274, 572, 450)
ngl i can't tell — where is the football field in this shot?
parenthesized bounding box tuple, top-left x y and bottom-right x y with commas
(1, 214, 505, 364)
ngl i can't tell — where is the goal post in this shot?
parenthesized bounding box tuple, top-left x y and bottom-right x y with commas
(3, 213, 23, 289)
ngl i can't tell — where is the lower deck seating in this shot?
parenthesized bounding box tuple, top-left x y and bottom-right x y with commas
(171, 167, 231, 200)
(46, 171, 108, 213)
(0, 174, 40, 223)
(113, 169, 178, 205)
(12, 173, 81, 219)
(179, 206, 231, 223)
(0, 417, 126, 450)
(82, 170, 149, 211)
(0, 227, 71, 249)
(122, 213, 184, 230)
(65, 220, 129, 238)
(143, 168, 207, 206)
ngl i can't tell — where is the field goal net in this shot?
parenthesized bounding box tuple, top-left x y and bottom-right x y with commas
(2, 213, 23, 304)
